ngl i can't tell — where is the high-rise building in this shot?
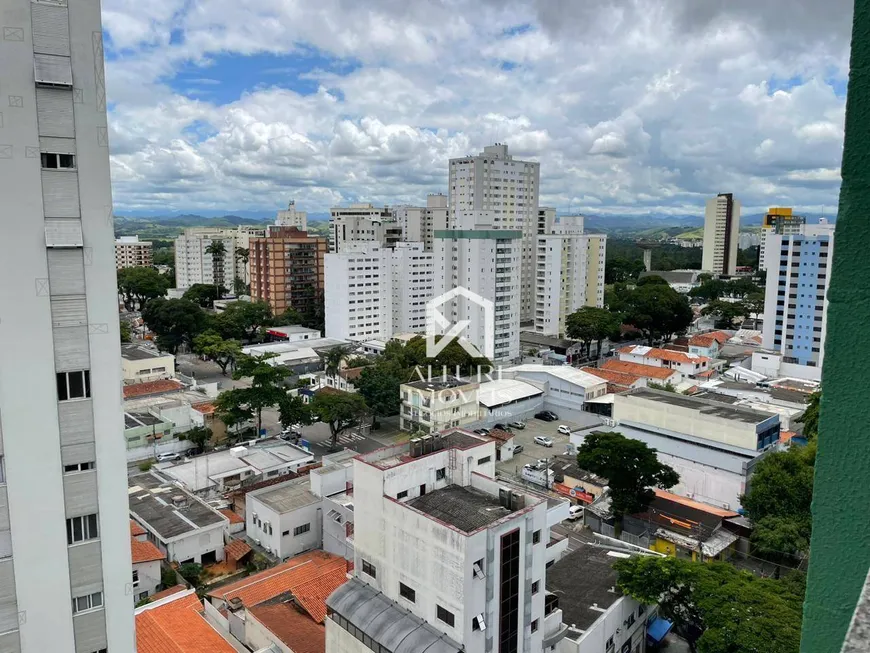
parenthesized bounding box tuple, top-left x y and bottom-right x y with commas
(434, 212, 522, 362)
(449, 144, 540, 321)
(702, 193, 741, 275)
(394, 194, 449, 252)
(390, 242, 435, 335)
(328, 203, 396, 252)
(114, 236, 153, 269)
(761, 221, 835, 381)
(326, 431, 568, 653)
(174, 230, 237, 291)
(249, 227, 327, 316)
(534, 216, 607, 337)
(758, 208, 805, 271)
(0, 1, 136, 650)
(275, 199, 307, 231)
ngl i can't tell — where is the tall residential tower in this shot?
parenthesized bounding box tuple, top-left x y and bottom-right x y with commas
(0, 0, 136, 651)
(702, 193, 741, 275)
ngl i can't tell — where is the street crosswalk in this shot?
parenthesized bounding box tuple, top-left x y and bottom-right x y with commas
(337, 431, 366, 445)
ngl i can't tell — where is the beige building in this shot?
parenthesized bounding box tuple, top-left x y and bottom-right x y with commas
(121, 344, 175, 384)
(115, 236, 153, 269)
(400, 377, 480, 433)
(702, 193, 741, 275)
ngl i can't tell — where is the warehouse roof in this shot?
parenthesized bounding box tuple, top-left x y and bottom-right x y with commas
(478, 378, 543, 408)
(128, 472, 226, 541)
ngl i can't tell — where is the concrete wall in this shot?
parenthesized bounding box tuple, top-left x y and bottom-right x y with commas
(122, 354, 175, 384)
(558, 597, 645, 653)
(166, 524, 225, 564)
(132, 559, 162, 601)
(245, 610, 293, 653)
(325, 618, 377, 653)
(657, 451, 745, 511)
(246, 493, 322, 560)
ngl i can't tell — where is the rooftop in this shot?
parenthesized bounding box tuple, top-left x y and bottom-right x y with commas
(600, 359, 678, 380)
(123, 379, 184, 399)
(404, 375, 477, 391)
(266, 325, 321, 337)
(519, 331, 582, 351)
(249, 601, 326, 653)
(357, 430, 489, 470)
(250, 476, 321, 514)
(121, 344, 170, 361)
(408, 485, 517, 533)
(584, 367, 641, 388)
(130, 519, 147, 537)
(478, 378, 543, 408)
(131, 537, 166, 564)
(218, 508, 244, 525)
(623, 388, 777, 425)
(128, 472, 226, 540)
(620, 345, 710, 365)
(638, 269, 700, 284)
(327, 578, 462, 653)
(547, 545, 628, 631)
(549, 455, 608, 487)
(124, 411, 167, 429)
(135, 591, 236, 653)
(505, 363, 606, 388)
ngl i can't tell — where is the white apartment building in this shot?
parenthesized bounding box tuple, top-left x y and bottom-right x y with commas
(174, 226, 265, 290)
(399, 376, 481, 433)
(329, 203, 397, 252)
(449, 144, 541, 321)
(759, 208, 807, 271)
(390, 242, 435, 334)
(275, 199, 308, 230)
(760, 221, 835, 382)
(534, 216, 607, 337)
(434, 211, 522, 362)
(326, 430, 570, 653)
(0, 2, 136, 650)
(325, 242, 392, 342)
(395, 194, 450, 252)
(702, 193, 741, 275)
(114, 236, 152, 269)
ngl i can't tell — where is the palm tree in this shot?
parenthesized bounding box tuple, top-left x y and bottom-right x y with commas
(322, 345, 351, 378)
(205, 241, 227, 298)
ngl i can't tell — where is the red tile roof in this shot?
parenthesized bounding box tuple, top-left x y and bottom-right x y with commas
(132, 537, 166, 564)
(192, 402, 216, 415)
(149, 585, 187, 602)
(586, 367, 642, 387)
(124, 379, 184, 399)
(654, 489, 740, 518)
(620, 346, 710, 365)
(601, 359, 678, 381)
(136, 591, 236, 653)
(131, 520, 147, 536)
(248, 603, 325, 653)
(338, 367, 366, 381)
(224, 539, 252, 562)
(218, 509, 244, 525)
(207, 551, 347, 616)
(487, 428, 513, 442)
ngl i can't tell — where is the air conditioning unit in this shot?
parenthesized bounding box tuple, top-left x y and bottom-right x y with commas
(472, 561, 485, 579)
(473, 614, 486, 631)
(252, 512, 258, 519)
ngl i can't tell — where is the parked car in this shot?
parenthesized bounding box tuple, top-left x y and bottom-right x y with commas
(512, 444, 524, 454)
(534, 436, 554, 448)
(509, 421, 526, 430)
(156, 453, 182, 463)
(494, 423, 511, 432)
(567, 505, 584, 521)
(535, 412, 557, 422)
(544, 410, 559, 420)
(476, 427, 491, 435)
(557, 425, 571, 435)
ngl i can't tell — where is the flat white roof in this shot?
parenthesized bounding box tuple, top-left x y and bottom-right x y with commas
(506, 364, 607, 389)
(478, 378, 543, 408)
(266, 325, 321, 336)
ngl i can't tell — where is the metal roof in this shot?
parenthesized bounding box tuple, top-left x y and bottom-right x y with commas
(250, 476, 320, 514)
(478, 378, 543, 408)
(625, 388, 778, 425)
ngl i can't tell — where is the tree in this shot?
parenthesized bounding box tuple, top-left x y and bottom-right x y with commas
(215, 354, 289, 436)
(204, 241, 227, 298)
(235, 247, 249, 286)
(357, 365, 403, 418)
(119, 319, 132, 343)
(193, 330, 242, 375)
(322, 345, 353, 377)
(310, 390, 369, 451)
(117, 266, 170, 310)
(214, 301, 272, 341)
(636, 274, 669, 287)
(648, 381, 677, 392)
(233, 276, 249, 296)
(618, 283, 693, 345)
(614, 556, 804, 653)
(701, 299, 747, 328)
(403, 336, 493, 376)
(141, 298, 210, 354)
(181, 426, 212, 452)
(183, 283, 223, 309)
(796, 391, 820, 440)
(576, 431, 679, 521)
(277, 394, 312, 430)
(177, 563, 204, 587)
(566, 307, 620, 358)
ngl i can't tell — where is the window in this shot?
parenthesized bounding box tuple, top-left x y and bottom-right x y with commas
(132, 570, 139, 587)
(626, 612, 635, 627)
(399, 582, 416, 603)
(282, 530, 290, 537)
(66, 514, 99, 544)
(436, 467, 446, 481)
(0, 455, 4, 484)
(57, 371, 90, 401)
(72, 591, 103, 614)
(437, 605, 455, 627)
(531, 619, 539, 633)
(361, 559, 376, 578)
(532, 530, 541, 544)
(293, 523, 310, 536)
(477, 456, 491, 465)
(500, 530, 521, 653)
(606, 635, 614, 650)
(64, 462, 95, 473)
(532, 580, 539, 595)
(397, 490, 408, 500)
(41, 152, 76, 169)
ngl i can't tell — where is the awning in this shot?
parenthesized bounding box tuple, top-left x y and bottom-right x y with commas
(647, 617, 673, 643)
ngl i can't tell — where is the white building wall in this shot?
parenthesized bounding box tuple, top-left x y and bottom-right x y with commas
(325, 243, 392, 342)
(174, 231, 236, 291)
(246, 495, 322, 560)
(246, 611, 294, 653)
(390, 242, 434, 335)
(558, 598, 646, 653)
(275, 200, 307, 230)
(657, 452, 745, 511)
(132, 559, 162, 601)
(165, 524, 225, 564)
(0, 2, 135, 651)
(329, 204, 393, 252)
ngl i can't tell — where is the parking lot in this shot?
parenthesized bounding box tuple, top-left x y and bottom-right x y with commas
(496, 413, 581, 477)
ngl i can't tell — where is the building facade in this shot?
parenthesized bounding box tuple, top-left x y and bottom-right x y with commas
(174, 230, 237, 291)
(325, 242, 392, 342)
(702, 193, 741, 275)
(761, 221, 835, 381)
(249, 226, 328, 316)
(758, 208, 805, 272)
(399, 377, 481, 433)
(449, 144, 541, 322)
(394, 194, 449, 252)
(328, 203, 395, 252)
(275, 199, 308, 230)
(114, 236, 152, 269)
(390, 242, 435, 335)
(0, 1, 136, 650)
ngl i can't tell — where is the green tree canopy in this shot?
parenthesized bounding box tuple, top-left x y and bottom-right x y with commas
(701, 299, 748, 328)
(636, 274, 670, 286)
(192, 330, 242, 375)
(182, 426, 212, 451)
(310, 390, 369, 451)
(183, 283, 224, 309)
(796, 391, 820, 440)
(214, 354, 290, 437)
(566, 307, 620, 358)
(611, 283, 693, 345)
(576, 431, 679, 519)
(119, 319, 132, 343)
(117, 266, 170, 310)
(141, 298, 209, 354)
(214, 301, 273, 341)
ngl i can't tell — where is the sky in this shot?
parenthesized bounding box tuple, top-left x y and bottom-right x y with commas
(101, 0, 853, 217)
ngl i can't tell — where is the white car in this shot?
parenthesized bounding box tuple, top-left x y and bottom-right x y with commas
(557, 425, 571, 435)
(567, 505, 583, 521)
(534, 436, 554, 448)
(156, 453, 182, 463)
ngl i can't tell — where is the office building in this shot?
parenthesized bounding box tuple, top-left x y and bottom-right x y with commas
(0, 1, 136, 650)
(534, 216, 607, 337)
(758, 207, 806, 271)
(702, 193, 741, 275)
(275, 199, 308, 230)
(328, 203, 397, 252)
(249, 226, 328, 316)
(760, 220, 835, 381)
(394, 194, 449, 252)
(114, 236, 152, 269)
(326, 430, 570, 653)
(449, 144, 541, 321)
(399, 376, 481, 433)
(434, 211, 522, 362)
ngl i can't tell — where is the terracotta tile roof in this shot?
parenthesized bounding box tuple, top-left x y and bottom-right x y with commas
(224, 539, 252, 562)
(620, 346, 710, 365)
(124, 379, 184, 399)
(131, 519, 147, 536)
(653, 489, 740, 518)
(338, 367, 366, 381)
(218, 509, 244, 525)
(248, 603, 325, 653)
(192, 402, 216, 415)
(586, 367, 641, 387)
(207, 551, 346, 612)
(149, 585, 187, 602)
(136, 591, 236, 653)
(292, 565, 349, 623)
(131, 537, 166, 564)
(689, 334, 718, 348)
(487, 428, 513, 442)
(601, 359, 678, 381)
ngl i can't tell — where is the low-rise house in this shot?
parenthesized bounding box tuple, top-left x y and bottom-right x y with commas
(131, 520, 166, 603)
(599, 359, 682, 386)
(520, 331, 587, 361)
(246, 477, 322, 560)
(503, 363, 609, 413)
(399, 376, 480, 433)
(123, 411, 174, 451)
(265, 325, 322, 342)
(219, 508, 246, 535)
(584, 366, 647, 392)
(618, 345, 711, 379)
(548, 455, 608, 504)
(323, 366, 365, 393)
(122, 378, 185, 400)
(688, 331, 731, 359)
(135, 589, 237, 652)
(129, 471, 228, 564)
(121, 343, 175, 384)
